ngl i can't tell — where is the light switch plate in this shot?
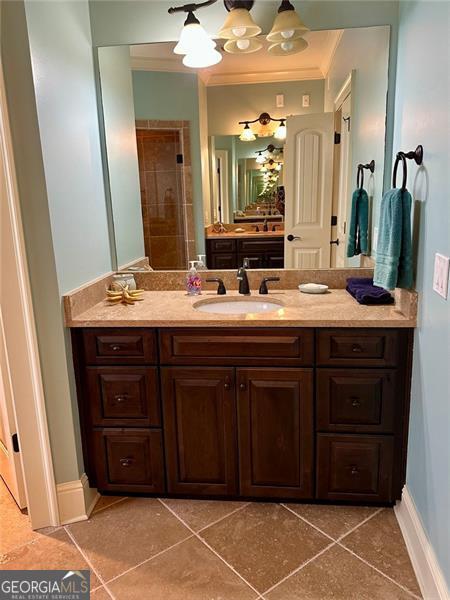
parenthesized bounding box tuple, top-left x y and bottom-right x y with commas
(433, 253, 449, 299)
(373, 227, 379, 253)
(276, 94, 284, 108)
(302, 94, 310, 108)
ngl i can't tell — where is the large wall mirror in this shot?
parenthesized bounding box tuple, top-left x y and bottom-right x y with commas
(97, 24, 390, 271)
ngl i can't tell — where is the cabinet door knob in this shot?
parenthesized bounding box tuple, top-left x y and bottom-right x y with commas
(111, 344, 122, 351)
(352, 344, 363, 353)
(350, 397, 361, 407)
(350, 465, 359, 476)
(120, 458, 132, 467)
(224, 383, 230, 390)
(115, 395, 127, 403)
(239, 383, 246, 391)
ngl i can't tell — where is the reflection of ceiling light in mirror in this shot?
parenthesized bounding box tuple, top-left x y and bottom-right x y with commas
(218, 8, 261, 39)
(274, 120, 287, 140)
(266, 0, 309, 43)
(275, 163, 282, 171)
(260, 166, 268, 172)
(268, 37, 308, 56)
(183, 48, 222, 68)
(239, 123, 256, 141)
(174, 12, 215, 55)
(256, 152, 266, 164)
(224, 37, 263, 54)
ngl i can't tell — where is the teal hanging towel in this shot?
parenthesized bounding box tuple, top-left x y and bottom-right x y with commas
(346, 188, 369, 257)
(374, 188, 413, 290)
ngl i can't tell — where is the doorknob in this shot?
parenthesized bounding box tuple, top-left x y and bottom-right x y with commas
(330, 239, 340, 246)
(287, 234, 302, 242)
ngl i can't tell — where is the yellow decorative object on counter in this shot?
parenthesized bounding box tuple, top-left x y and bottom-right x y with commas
(106, 285, 144, 306)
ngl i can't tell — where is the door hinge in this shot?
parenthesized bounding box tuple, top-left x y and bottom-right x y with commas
(334, 132, 341, 144)
(12, 433, 20, 453)
(331, 215, 338, 226)
(343, 116, 351, 132)
(176, 153, 183, 164)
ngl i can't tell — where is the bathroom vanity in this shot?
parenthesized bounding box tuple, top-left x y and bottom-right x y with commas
(69, 287, 415, 506)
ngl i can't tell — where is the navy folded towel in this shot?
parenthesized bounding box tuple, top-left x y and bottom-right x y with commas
(346, 277, 394, 305)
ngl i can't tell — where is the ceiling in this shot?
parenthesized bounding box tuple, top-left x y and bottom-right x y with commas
(130, 29, 343, 86)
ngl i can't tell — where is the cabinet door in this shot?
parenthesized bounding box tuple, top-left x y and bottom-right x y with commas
(237, 253, 264, 269)
(237, 368, 313, 499)
(161, 367, 237, 496)
(209, 253, 237, 270)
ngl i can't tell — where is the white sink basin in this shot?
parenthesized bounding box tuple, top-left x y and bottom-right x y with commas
(193, 297, 284, 315)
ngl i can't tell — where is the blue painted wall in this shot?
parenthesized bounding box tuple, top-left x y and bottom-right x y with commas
(393, 0, 450, 587)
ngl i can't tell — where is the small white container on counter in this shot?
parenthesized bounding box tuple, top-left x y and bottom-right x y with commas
(299, 283, 329, 294)
(111, 273, 137, 291)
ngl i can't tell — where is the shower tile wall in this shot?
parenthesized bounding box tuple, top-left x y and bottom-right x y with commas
(136, 129, 187, 270)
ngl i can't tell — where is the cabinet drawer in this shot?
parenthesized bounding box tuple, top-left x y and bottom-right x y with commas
(159, 328, 314, 366)
(316, 369, 396, 433)
(316, 329, 399, 367)
(316, 434, 394, 502)
(208, 253, 237, 270)
(86, 367, 160, 427)
(93, 429, 165, 493)
(208, 238, 236, 253)
(237, 253, 264, 269)
(82, 328, 156, 365)
(237, 237, 284, 253)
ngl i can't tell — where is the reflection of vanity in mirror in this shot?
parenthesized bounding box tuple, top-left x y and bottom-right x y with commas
(97, 23, 389, 272)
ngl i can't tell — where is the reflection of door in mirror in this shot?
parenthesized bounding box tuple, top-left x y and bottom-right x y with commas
(136, 126, 191, 270)
(284, 113, 334, 269)
(212, 150, 230, 223)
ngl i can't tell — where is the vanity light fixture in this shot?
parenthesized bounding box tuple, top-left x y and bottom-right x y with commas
(218, 1, 261, 40)
(268, 37, 308, 56)
(169, 1, 222, 68)
(238, 112, 286, 141)
(267, 0, 309, 43)
(224, 37, 263, 54)
(239, 122, 256, 141)
(255, 151, 266, 164)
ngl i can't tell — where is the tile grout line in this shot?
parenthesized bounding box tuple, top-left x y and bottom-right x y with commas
(158, 498, 262, 598)
(63, 526, 112, 598)
(261, 541, 337, 596)
(337, 542, 422, 600)
(0, 526, 64, 559)
(101, 533, 195, 589)
(280, 504, 336, 542)
(91, 497, 129, 516)
(195, 502, 251, 534)
(335, 507, 384, 542)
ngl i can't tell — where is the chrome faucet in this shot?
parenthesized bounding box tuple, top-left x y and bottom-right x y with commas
(237, 258, 250, 295)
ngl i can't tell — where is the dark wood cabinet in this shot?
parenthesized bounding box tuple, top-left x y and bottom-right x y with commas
(161, 367, 238, 496)
(206, 236, 284, 269)
(237, 368, 313, 499)
(72, 326, 413, 505)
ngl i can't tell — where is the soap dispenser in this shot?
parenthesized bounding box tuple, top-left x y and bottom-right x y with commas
(186, 261, 202, 296)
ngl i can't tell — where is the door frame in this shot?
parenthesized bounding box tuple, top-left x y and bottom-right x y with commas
(214, 149, 230, 224)
(0, 60, 59, 527)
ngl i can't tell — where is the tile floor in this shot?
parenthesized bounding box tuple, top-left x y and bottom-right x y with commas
(0, 481, 421, 599)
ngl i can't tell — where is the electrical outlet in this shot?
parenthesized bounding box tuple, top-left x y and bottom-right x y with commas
(433, 253, 449, 299)
(302, 94, 310, 108)
(276, 94, 284, 108)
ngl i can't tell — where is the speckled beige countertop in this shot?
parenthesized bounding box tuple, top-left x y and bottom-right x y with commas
(205, 231, 284, 239)
(66, 289, 416, 328)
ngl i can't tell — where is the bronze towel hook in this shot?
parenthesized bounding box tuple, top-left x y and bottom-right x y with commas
(392, 145, 423, 191)
(356, 159, 375, 190)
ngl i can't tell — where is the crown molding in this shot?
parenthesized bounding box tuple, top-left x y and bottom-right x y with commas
(321, 29, 344, 78)
(130, 56, 324, 86)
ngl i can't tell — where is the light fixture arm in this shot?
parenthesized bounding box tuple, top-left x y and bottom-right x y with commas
(238, 112, 286, 126)
(256, 144, 284, 154)
(168, 0, 218, 15)
(277, 0, 296, 13)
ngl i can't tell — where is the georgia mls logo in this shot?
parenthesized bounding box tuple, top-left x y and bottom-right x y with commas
(0, 569, 90, 599)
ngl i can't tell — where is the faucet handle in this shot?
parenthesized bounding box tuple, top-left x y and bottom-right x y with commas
(206, 278, 226, 295)
(252, 225, 260, 233)
(259, 277, 280, 295)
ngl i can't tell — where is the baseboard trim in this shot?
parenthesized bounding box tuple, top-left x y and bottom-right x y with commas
(56, 473, 99, 525)
(395, 487, 449, 600)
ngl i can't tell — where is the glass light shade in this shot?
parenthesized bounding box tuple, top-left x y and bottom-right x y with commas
(255, 153, 266, 164)
(266, 7, 309, 43)
(224, 37, 262, 54)
(174, 22, 216, 55)
(260, 166, 268, 173)
(274, 122, 287, 140)
(182, 48, 222, 69)
(268, 38, 308, 56)
(239, 124, 256, 142)
(275, 163, 282, 171)
(218, 8, 261, 39)
(257, 123, 273, 137)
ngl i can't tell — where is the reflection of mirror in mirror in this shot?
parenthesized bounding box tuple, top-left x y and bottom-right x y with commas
(97, 25, 390, 271)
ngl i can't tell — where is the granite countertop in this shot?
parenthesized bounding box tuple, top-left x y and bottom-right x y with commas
(66, 289, 416, 328)
(205, 230, 284, 239)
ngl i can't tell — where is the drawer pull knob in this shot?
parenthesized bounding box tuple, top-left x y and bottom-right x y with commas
(115, 395, 127, 403)
(350, 465, 359, 476)
(224, 383, 230, 390)
(352, 344, 363, 353)
(111, 345, 122, 351)
(350, 397, 361, 407)
(120, 458, 132, 467)
(239, 383, 246, 391)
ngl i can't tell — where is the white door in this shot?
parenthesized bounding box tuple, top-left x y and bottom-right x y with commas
(284, 113, 334, 268)
(335, 93, 352, 267)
